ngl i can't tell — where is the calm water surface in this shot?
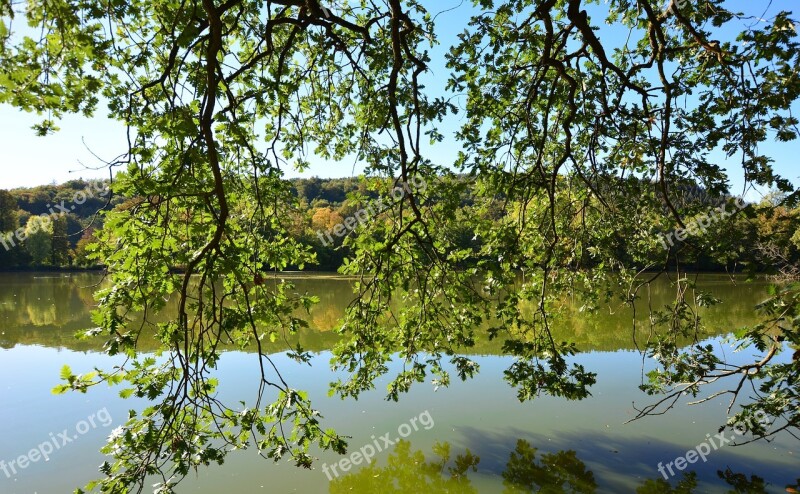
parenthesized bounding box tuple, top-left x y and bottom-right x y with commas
(0, 273, 796, 493)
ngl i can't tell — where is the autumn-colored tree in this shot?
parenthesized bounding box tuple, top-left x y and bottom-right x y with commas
(72, 227, 97, 267)
(311, 207, 345, 234)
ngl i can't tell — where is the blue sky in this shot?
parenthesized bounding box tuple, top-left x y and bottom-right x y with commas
(0, 0, 797, 197)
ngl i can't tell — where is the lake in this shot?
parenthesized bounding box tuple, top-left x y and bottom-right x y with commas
(0, 272, 796, 493)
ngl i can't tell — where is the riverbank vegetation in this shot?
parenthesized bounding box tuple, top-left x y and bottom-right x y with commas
(3, 177, 800, 277)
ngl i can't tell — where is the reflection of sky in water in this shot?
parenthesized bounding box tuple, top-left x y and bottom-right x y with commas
(0, 345, 795, 493)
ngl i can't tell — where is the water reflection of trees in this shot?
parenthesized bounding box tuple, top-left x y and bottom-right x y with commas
(0, 274, 96, 328)
(0, 274, 775, 354)
(502, 439, 596, 493)
(329, 440, 479, 494)
(0, 274, 100, 349)
(0, 274, 350, 351)
(637, 469, 773, 494)
(330, 439, 779, 494)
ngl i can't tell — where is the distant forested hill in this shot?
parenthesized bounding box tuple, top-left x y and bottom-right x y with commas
(0, 176, 370, 270)
(0, 179, 121, 269)
(2, 176, 799, 274)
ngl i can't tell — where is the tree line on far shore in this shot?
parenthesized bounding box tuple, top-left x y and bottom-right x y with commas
(2, 176, 799, 276)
